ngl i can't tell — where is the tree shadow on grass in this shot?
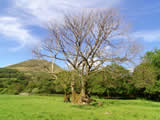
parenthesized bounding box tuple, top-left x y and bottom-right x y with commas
(71, 101, 104, 110)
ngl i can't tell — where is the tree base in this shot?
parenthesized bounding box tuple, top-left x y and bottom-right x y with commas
(71, 91, 96, 104)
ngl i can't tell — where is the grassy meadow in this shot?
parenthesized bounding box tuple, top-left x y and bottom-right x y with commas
(0, 95, 159, 120)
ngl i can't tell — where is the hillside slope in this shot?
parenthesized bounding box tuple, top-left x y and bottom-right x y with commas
(6, 59, 63, 73)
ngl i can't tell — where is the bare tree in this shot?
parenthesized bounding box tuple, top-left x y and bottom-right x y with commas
(33, 9, 140, 104)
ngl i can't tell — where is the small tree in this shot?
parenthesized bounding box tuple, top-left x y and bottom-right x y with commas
(137, 49, 160, 99)
(88, 64, 132, 97)
(133, 62, 156, 93)
(143, 49, 160, 79)
(33, 9, 140, 104)
(56, 71, 72, 102)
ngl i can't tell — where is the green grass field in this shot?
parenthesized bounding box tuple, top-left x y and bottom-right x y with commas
(0, 95, 159, 120)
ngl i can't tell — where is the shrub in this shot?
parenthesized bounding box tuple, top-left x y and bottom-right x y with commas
(31, 88, 40, 94)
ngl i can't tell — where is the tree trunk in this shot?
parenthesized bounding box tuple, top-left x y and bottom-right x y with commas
(81, 78, 86, 97)
(71, 77, 92, 104)
(71, 81, 82, 104)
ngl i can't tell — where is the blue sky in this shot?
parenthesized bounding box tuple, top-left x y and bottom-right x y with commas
(0, 0, 160, 67)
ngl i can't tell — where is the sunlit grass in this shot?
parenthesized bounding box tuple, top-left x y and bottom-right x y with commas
(0, 95, 159, 120)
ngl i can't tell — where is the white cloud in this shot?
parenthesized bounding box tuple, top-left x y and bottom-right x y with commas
(0, 0, 122, 51)
(132, 30, 160, 42)
(0, 16, 38, 51)
(12, 0, 122, 26)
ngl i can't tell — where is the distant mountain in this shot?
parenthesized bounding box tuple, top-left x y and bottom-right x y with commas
(5, 59, 63, 73)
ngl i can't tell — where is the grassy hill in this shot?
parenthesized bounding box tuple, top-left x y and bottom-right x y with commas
(5, 59, 63, 73)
